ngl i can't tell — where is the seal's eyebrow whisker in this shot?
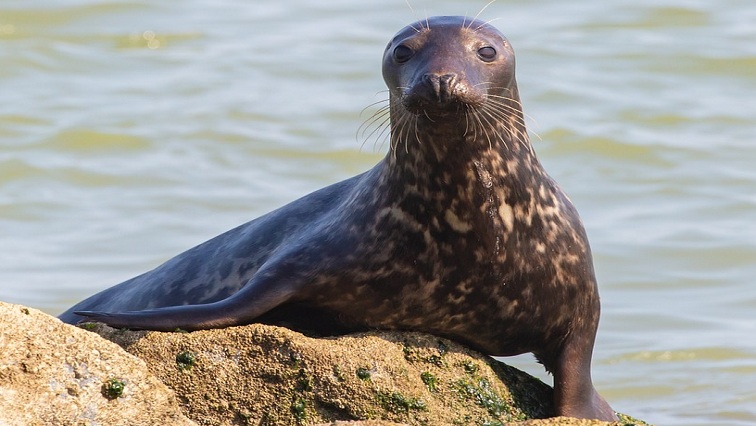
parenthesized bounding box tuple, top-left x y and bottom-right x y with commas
(404, 0, 422, 33)
(475, 18, 503, 32)
(468, 0, 498, 30)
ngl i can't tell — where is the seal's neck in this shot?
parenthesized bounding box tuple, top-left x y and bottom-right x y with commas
(376, 97, 547, 237)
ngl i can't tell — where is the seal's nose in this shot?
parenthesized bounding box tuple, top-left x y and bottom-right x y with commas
(422, 73, 457, 104)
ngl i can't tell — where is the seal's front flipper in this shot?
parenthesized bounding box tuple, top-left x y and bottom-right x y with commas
(75, 276, 296, 331)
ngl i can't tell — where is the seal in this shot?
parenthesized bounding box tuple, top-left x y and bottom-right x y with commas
(60, 16, 616, 421)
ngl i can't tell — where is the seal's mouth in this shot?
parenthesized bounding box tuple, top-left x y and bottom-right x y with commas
(402, 97, 469, 118)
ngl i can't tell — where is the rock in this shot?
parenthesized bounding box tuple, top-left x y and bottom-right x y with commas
(91, 322, 648, 426)
(93, 322, 550, 425)
(0, 301, 650, 425)
(0, 301, 196, 426)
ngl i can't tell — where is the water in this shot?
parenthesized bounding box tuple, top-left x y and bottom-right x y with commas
(1, 1, 754, 424)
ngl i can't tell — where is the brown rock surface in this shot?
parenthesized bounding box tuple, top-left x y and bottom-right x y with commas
(0, 301, 196, 426)
(93, 321, 648, 426)
(0, 301, 649, 425)
(95, 322, 549, 425)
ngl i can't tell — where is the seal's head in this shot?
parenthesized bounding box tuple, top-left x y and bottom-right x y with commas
(382, 16, 517, 119)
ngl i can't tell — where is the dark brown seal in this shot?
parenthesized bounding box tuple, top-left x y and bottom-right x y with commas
(60, 16, 616, 420)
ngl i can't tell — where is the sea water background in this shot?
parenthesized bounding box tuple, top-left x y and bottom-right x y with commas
(1, 1, 754, 424)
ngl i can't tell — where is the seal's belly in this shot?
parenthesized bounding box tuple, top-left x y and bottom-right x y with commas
(312, 272, 555, 356)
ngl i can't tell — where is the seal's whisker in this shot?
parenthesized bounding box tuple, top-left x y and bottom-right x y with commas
(463, 106, 477, 142)
(488, 108, 529, 150)
(389, 119, 401, 159)
(473, 81, 494, 88)
(483, 100, 528, 131)
(470, 108, 480, 142)
(407, 119, 417, 154)
(358, 104, 390, 139)
(359, 98, 390, 117)
(485, 94, 525, 110)
(367, 114, 393, 153)
(390, 105, 416, 158)
(480, 104, 520, 149)
(375, 127, 392, 153)
(357, 105, 391, 152)
(485, 99, 525, 118)
(485, 97, 530, 127)
(485, 93, 535, 124)
(463, 104, 472, 138)
(485, 96, 541, 142)
(482, 89, 529, 117)
(486, 91, 523, 105)
(489, 105, 527, 129)
(469, 109, 486, 146)
(362, 104, 391, 129)
(474, 108, 501, 150)
(401, 115, 416, 156)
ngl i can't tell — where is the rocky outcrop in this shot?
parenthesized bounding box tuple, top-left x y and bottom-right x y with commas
(92, 321, 554, 425)
(0, 301, 195, 426)
(0, 301, 648, 425)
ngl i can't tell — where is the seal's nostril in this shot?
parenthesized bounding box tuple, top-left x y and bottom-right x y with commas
(439, 73, 456, 85)
(438, 73, 457, 103)
(423, 73, 458, 103)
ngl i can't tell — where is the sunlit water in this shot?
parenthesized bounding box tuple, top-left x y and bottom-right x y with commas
(1, 1, 754, 424)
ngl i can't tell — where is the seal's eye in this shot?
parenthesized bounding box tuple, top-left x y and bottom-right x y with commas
(477, 46, 497, 62)
(393, 45, 414, 63)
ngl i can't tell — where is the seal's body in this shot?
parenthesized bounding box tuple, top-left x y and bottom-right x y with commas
(61, 17, 616, 420)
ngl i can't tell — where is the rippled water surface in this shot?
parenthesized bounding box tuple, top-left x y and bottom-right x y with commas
(1, 1, 754, 424)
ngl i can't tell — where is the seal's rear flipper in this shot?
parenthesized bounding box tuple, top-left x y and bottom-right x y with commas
(75, 276, 296, 331)
(74, 306, 226, 331)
